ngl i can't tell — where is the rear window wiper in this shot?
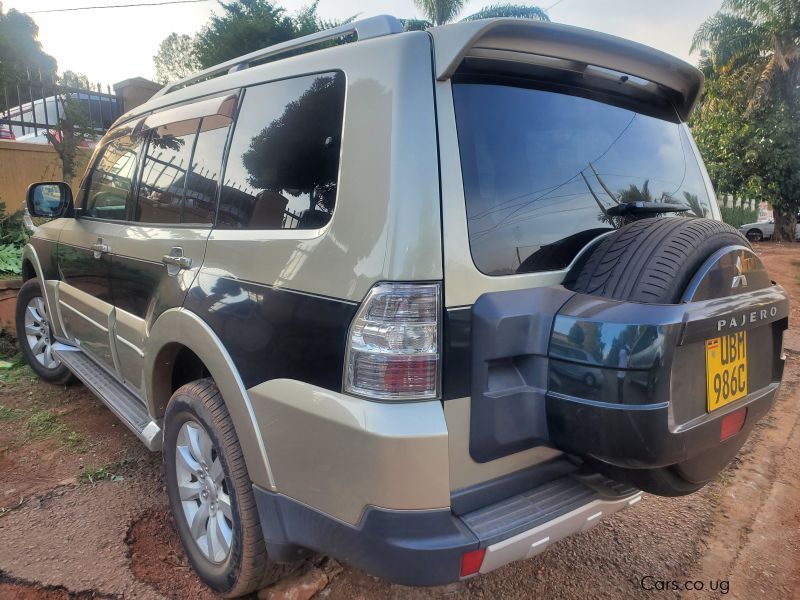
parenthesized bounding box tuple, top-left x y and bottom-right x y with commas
(606, 201, 689, 217)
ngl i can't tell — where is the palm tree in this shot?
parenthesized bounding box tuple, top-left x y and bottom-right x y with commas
(692, 0, 800, 240)
(411, 1, 549, 27)
(692, 1, 799, 107)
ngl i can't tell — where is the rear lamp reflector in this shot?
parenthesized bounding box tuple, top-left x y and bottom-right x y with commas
(344, 282, 441, 401)
(720, 407, 747, 441)
(460, 548, 486, 577)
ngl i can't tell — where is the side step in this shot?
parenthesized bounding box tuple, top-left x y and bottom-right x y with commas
(54, 344, 163, 451)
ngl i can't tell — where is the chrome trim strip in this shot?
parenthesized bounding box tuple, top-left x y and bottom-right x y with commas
(478, 491, 642, 574)
(58, 300, 109, 333)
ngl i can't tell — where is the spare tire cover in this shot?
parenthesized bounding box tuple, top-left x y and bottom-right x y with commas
(570, 217, 753, 496)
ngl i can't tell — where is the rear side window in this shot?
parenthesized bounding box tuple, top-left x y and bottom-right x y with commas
(218, 71, 345, 230)
(453, 82, 714, 276)
(84, 127, 144, 220)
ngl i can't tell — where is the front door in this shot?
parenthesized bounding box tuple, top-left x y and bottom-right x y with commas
(55, 125, 145, 372)
(56, 218, 116, 369)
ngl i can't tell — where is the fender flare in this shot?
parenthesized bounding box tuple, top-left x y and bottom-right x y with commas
(145, 307, 276, 490)
(21, 243, 66, 338)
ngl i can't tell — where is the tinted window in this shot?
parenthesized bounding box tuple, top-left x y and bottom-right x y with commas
(84, 127, 144, 220)
(136, 119, 199, 224)
(182, 116, 231, 224)
(453, 83, 714, 276)
(218, 71, 345, 230)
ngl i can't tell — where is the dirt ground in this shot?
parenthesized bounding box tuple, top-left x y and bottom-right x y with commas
(0, 243, 799, 599)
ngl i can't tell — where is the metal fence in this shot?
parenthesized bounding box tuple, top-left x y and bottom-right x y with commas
(0, 68, 122, 141)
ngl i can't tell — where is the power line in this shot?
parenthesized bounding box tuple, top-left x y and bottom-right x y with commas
(27, 0, 210, 14)
(546, 0, 568, 10)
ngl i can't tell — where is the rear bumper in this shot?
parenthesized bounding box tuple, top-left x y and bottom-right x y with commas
(254, 473, 640, 586)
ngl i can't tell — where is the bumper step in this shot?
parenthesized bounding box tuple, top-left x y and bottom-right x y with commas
(53, 344, 162, 451)
(460, 474, 641, 574)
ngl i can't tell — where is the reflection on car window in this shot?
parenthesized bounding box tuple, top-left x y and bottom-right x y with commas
(136, 119, 199, 224)
(218, 71, 345, 230)
(84, 127, 144, 220)
(453, 83, 714, 276)
(182, 117, 231, 224)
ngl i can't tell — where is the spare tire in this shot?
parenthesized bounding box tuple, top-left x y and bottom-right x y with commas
(570, 217, 751, 496)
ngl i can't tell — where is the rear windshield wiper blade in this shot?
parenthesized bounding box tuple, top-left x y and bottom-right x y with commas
(606, 202, 690, 217)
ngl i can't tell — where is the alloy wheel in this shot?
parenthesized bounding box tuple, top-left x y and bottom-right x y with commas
(23, 296, 59, 369)
(175, 420, 234, 563)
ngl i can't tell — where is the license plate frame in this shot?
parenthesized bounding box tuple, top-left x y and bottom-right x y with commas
(706, 332, 748, 412)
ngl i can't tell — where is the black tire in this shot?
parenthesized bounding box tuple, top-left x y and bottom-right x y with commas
(15, 279, 73, 385)
(571, 217, 751, 495)
(573, 217, 749, 304)
(745, 228, 763, 242)
(163, 379, 294, 597)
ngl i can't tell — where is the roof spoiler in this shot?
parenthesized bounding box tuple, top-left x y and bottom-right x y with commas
(430, 19, 704, 121)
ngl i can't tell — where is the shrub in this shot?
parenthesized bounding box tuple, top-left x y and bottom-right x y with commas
(720, 205, 759, 229)
(0, 199, 29, 276)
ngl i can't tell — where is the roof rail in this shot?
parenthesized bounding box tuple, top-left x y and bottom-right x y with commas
(153, 15, 404, 99)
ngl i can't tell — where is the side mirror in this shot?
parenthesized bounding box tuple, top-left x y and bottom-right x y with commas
(26, 182, 74, 219)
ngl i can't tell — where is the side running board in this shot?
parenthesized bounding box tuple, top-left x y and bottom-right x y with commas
(53, 344, 163, 451)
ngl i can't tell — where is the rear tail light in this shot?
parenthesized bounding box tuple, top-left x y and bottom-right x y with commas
(344, 282, 441, 400)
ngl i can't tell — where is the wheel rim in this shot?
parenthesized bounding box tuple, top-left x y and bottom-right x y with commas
(175, 420, 233, 564)
(23, 296, 59, 369)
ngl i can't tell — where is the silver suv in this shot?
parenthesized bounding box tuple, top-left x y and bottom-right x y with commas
(20, 16, 788, 596)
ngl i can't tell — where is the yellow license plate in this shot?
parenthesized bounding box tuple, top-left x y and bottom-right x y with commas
(706, 332, 748, 412)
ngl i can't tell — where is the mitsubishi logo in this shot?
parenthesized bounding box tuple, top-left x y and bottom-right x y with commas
(732, 255, 748, 289)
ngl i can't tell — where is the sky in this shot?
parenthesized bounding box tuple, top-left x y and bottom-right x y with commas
(6, 0, 725, 87)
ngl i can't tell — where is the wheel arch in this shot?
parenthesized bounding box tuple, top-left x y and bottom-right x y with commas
(145, 307, 275, 490)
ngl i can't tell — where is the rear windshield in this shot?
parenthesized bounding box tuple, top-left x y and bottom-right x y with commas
(453, 81, 714, 276)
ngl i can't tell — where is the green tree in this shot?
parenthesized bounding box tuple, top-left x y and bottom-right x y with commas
(692, 0, 800, 240)
(60, 70, 91, 89)
(412, 0, 548, 26)
(153, 33, 200, 84)
(45, 93, 94, 183)
(191, 0, 349, 69)
(0, 3, 57, 106)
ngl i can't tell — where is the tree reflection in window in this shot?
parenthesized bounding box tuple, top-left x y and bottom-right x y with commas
(137, 121, 195, 225)
(218, 72, 345, 230)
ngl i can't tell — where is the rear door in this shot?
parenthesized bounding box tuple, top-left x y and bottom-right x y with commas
(107, 94, 236, 396)
(56, 125, 144, 371)
(435, 71, 720, 490)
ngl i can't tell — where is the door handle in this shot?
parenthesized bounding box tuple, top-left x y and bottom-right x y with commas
(162, 247, 192, 275)
(91, 238, 110, 259)
(162, 255, 192, 269)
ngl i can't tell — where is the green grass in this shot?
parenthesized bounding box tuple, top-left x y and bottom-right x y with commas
(24, 409, 87, 453)
(0, 404, 18, 420)
(25, 409, 61, 438)
(78, 458, 131, 485)
(0, 360, 35, 385)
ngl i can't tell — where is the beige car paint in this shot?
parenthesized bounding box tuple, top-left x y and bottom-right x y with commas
(246, 378, 450, 525)
(200, 32, 443, 303)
